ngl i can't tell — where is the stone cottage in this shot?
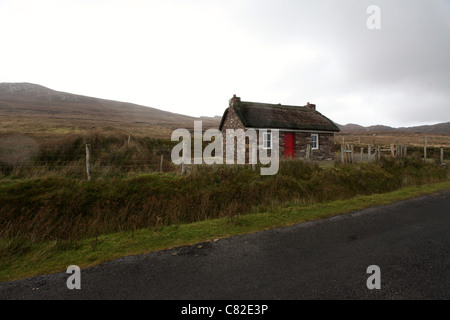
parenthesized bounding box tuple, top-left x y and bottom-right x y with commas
(219, 95, 340, 161)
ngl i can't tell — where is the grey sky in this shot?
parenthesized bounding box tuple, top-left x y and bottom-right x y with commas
(0, 0, 449, 127)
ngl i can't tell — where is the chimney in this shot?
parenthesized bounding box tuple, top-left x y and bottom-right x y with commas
(306, 102, 316, 111)
(229, 94, 241, 107)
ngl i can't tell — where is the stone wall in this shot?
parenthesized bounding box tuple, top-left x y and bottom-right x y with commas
(280, 132, 335, 161)
(221, 96, 246, 162)
(220, 104, 245, 134)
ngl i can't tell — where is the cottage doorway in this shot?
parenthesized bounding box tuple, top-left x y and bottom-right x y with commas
(284, 133, 295, 158)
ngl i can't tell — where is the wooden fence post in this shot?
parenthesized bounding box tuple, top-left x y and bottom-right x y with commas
(377, 146, 381, 162)
(341, 144, 345, 163)
(85, 144, 91, 181)
(127, 133, 131, 147)
(160, 155, 164, 172)
(251, 145, 257, 171)
(424, 137, 427, 160)
(181, 162, 186, 174)
(368, 144, 371, 160)
(390, 144, 395, 158)
(441, 148, 444, 164)
(350, 144, 354, 163)
(306, 144, 311, 160)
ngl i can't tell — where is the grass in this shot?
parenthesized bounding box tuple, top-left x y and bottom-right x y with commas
(1, 157, 448, 243)
(1, 180, 449, 283)
(0, 132, 178, 179)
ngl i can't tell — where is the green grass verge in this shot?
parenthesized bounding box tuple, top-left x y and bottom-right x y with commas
(1, 180, 450, 283)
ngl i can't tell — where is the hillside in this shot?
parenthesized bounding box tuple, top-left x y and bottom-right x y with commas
(337, 122, 450, 134)
(0, 83, 221, 138)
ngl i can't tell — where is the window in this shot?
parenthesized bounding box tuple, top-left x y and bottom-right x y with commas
(263, 132, 272, 150)
(311, 134, 319, 150)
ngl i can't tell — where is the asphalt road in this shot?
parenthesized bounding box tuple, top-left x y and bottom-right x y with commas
(1, 190, 449, 300)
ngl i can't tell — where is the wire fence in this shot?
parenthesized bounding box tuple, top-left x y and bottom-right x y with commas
(0, 144, 177, 179)
(1, 138, 449, 179)
(338, 143, 449, 165)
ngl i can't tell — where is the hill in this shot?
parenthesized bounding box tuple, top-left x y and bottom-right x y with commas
(0, 82, 221, 139)
(338, 122, 450, 134)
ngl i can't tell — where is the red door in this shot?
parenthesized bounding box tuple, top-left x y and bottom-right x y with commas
(285, 133, 295, 158)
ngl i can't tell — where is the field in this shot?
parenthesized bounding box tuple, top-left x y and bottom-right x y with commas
(336, 132, 450, 148)
(0, 83, 222, 140)
(0, 133, 179, 179)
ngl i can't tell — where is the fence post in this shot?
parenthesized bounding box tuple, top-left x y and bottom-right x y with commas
(306, 144, 311, 160)
(252, 147, 257, 171)
(160, 154, 164, 172)
(441, 148, 444, 164)
(181, 161, 186, 174)
(424, 137, 427, 160)
(350, 144, 354, 163)
(368, 144, 371, 160)
(341, 144, 345, 163)
(127, 133, 131, 147)
(85, 144, 91, 181)
(377, 146, 381, 162)
(390, 144, 395, 158)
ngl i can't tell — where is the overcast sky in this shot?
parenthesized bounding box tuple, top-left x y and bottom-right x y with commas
(0, 0, 449, 127)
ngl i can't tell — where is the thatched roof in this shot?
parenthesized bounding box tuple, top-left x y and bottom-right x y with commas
(219, 99, 340, 132)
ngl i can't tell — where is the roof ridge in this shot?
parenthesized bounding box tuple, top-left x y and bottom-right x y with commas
(240, 100, 311, 110)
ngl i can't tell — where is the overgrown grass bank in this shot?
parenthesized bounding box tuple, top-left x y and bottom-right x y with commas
(1, 158, 448, 243)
